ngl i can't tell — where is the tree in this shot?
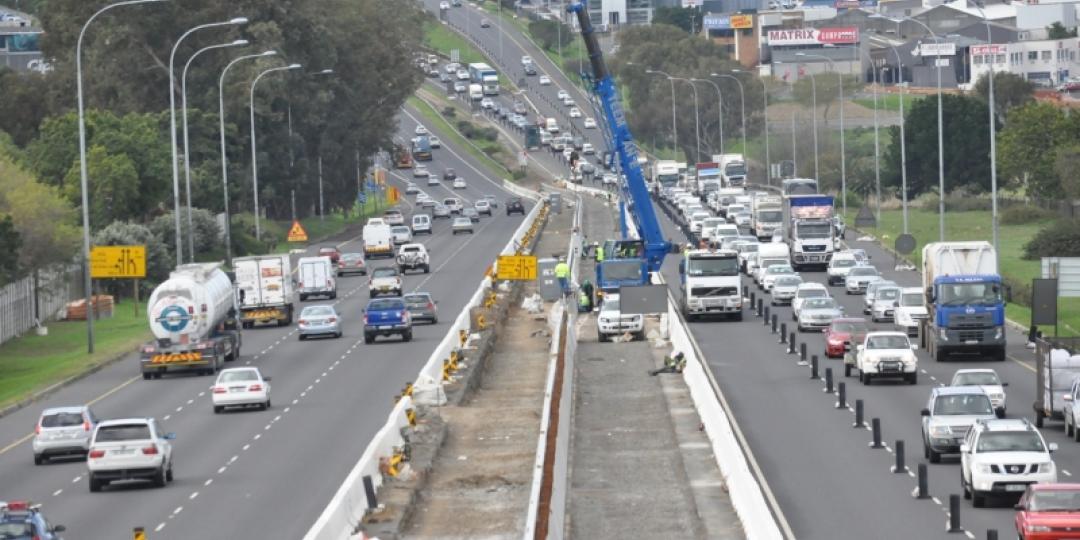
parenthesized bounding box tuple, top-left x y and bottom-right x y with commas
(881, 94, 993, 197)
(998, 101, 1080, 199)
(0, 216, 22, 283)
(973, 72, 1034, 121)
(652, 6, 702, 34)
(93, 220, 172, 296)
(149, 208, 221, 259)
(1055, 144, 1080, 201)
(1048, 22, 1077, 40)
(62, 145, 140, 229)
(0, 152, 80, 272)
(0, 68, 57, 147)
(792, 74, 862, 124)
(528, 19, 572, 51)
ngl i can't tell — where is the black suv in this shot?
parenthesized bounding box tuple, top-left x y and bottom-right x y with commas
(442, 168, 456, 181)
(506, 197, 526, 216)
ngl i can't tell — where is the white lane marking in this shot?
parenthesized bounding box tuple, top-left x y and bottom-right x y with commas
(254, 434, 261, 440)
(189, 491, 199, 500)
(155, 523, 166, 532)
(964, 531, 975, 539)
(932, 497, 942, 505)
(175, 406, 183, 412)
(1065, 470, 1073, 477)
(265, 424, 272, 431)
(186, 399, 194, 405)
(172, 506, 183, 516)
(217, 466, 227, 474)
(164, 415, 171, 421)
(204, 478, 213, 486)
(72, 476, 82, 483)
(274, 415, 282, 422)
(52, 489, 62, 496)
(229, 455, 238, 463)
(284, 407, 291, 413)
(293, 398, 300, 405)
(198, 391, 205, 397)
(242, 444, 250, 451)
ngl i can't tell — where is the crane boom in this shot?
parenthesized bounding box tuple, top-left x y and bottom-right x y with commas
(567, 1, 670, 272)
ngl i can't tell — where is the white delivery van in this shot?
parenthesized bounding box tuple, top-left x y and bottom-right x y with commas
(363, 221, 394, 258)
(297, 256, 336, 301)
(545, 118, 559, 133)
(411, 214, 432, 235)
(232, 254, 294, 327)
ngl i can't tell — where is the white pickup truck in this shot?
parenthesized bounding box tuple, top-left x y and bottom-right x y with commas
(855, 331, 919, 385)
(396, 243, 431, 274)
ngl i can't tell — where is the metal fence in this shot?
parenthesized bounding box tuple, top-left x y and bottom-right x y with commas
(0, 266, 83, 345)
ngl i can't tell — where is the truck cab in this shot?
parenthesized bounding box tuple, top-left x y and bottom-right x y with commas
(679, 249, 742, 321)
(783, 194, 835, 271)
(920, 242, 1006, 362)
(596, 239, 649, 293)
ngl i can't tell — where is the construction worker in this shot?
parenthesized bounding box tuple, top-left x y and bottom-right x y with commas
(555, 258, 570, 294)
(596, 243, 605, 263)
(649, 351, 687, 376)
(580, 279, 594, 312)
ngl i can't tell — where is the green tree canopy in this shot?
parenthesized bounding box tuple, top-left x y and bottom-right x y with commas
(973, 71, 1034, 122)
(0, 151, 80, 271)
(1054, 144, 1080, 201)
(998, 101, 1080, 199)
(528, 19, 573, 50)
(652, 7, 702, 34)
(0, 216, 23, 283)
(1048, 22, 1077, 40)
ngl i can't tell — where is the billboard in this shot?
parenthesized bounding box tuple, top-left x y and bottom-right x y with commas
(703, 13, 753, 30)
(971, 44, 1007, 55)
(915, 42, 957, 56)
(767, 27, 859, 46)
(731, 14, 753, 29)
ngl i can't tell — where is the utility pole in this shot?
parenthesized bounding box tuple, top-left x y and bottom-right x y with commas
(291, 190, 296, 223)
(318, 155, 325, 221)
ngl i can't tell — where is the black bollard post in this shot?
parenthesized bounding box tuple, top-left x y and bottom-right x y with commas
(788, 333, 796, 354)
(800, 342, 807, 362)
(771, 313, 778, 334)
(763, 306, 771, 326)
(870, 418, 883, 448)
(854, 399, 865, 428)
(363, 475, 378, 509)
(948, 494, 962, 533)
(836, 382, 847, 409)
(825, 366, 834, 394)
(780, 323, 788, 343)
(810, 355, 819, 379)
(893, 440, 906, 473)
(915, 463, 930, 499)
(743, 285, 748, 298)
(986, 530, 998, 540)
(750, 291, 756, 310)
(757, 298, 763, 317)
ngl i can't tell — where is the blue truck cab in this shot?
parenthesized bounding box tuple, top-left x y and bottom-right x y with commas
(596, 239, 650, 293)
(363, 297, 413, 344)
(920, 242, 1006, 362)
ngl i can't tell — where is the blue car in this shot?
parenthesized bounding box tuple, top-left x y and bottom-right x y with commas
(0, 501, 66, 539)
(363, 297, 412, 344)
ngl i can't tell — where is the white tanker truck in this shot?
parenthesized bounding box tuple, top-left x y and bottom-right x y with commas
(140, 263, 241, 379)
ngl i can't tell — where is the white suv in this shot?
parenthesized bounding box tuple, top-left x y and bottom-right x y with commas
(597, 294, 644, 342)
(87, 418, 175, 492)
(960, 418, 1057, 507)
(826, 253, 859, 286)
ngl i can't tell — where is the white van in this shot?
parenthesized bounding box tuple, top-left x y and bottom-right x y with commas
(545, 118, 559, 133)
(411, 214, 432, 235)
(540, 130, 552, 146)
(362, 221, 393, 258)
(297, 256, 336, 301)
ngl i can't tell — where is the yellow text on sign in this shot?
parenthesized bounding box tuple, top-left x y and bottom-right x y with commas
(90, 245, 146, 278)
(496, 255, 538, 280)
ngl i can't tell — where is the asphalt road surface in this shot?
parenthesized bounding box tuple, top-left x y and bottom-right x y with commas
(0, 111, 530, 538)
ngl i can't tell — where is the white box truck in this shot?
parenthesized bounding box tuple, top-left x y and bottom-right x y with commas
(297, 256, 336, 301)
(715, 154, 747, 187)
(233, 254, 294, 328)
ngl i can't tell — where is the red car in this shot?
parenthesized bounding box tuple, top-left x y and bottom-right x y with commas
(824, 317, 869, 358)
(318, 246, 341, 264)
(1016, 483, 1080, 539)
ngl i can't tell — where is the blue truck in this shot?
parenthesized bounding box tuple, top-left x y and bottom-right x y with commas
(363, 297, 413, 344)
(919, 241, 1006, 362)
(596, 239, 650, 293)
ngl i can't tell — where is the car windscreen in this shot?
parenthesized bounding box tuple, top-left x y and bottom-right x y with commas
(686, 257, 739, 277)
(953, 372, 1001, 386)
(849, 267, 878, 276)
(372, 268, 397, 278)
(603, 261, 643, 281)
(933, 394, 993, 415)
(832, 258, 856, 268)
(302, 306, 334, 317)
(404, 295, 431, 305)
(368, 299, 405, 311)
(976, 432, 1045, 453)
(877, 288, 901, 301)
(766, 266, 793, 274)
(901, 292, 923, 307)
(759, 210, 782, 222)
(95, 424, 152, 442)
(798, 288, 827, 299)
(219, 370, 259, 383)
(867, 335, 909, 349)
(42, 412, 84, 428)
(392, 227, 410, 234)
(774, 276, 803, 287)
(803, 298, 835, 310)
(341, 253, 363, 262)
(1029, 490, 1080, 511)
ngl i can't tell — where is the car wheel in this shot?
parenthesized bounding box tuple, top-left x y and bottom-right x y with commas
(299, 334, 306, 341)
(1068, 416, 1074, 437)
(364, 334, 374, 344)
(33, 454, 44, 465)
(335, 331, 342, 338)
(432, 316, 439, 324)
(403, 330, 413, 342)
(424, 264, 431, 274)
(972, 492, 986, 508)
(166, 462, 174, 482)
(928, 446, 941, 463)
(597, 332, 608, 343)
(265, 399, 272, 409)
(908, 373, 918, 385)
(153, 466, 167, 488)
(89, 474, 103, 492)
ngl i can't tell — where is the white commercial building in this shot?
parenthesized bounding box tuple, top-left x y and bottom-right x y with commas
(586, 0, 654, 28)
(970, 38, 1080, 87)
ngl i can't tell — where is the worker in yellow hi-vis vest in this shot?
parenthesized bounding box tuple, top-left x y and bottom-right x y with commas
(555, 258, 570, 295)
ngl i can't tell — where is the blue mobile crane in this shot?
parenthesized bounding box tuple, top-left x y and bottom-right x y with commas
(567, 1, 671, 292)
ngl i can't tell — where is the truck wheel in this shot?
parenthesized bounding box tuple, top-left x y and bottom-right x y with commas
(142, 372, 153, 380)
(403, 330, 413, 342)
(995, 349, 1006, 362)
(1035, 410, 1045, 428)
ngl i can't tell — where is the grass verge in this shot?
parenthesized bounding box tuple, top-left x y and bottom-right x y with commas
(407, 94, 513, 177)
(852, 92, 923, 112)
(842, 206, 1080, 336)
(0, 307, 149, 410)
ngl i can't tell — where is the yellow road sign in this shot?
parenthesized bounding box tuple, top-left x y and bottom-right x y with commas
(287, 220, 309, 242)
(496, 255, 537, 280)
(90, 245, 146, 279)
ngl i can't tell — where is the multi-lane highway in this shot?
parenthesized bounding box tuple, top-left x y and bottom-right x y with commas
(428, 7, 1075, 538)
(0, 110, 530, 537)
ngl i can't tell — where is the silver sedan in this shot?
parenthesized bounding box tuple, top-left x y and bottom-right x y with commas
(298, 305, 342, 340)
(451, 217, 474, 235)
(797, 297, 845, 332)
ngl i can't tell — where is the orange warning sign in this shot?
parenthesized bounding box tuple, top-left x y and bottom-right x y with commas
(388, 186, 400, 203)
(287, 221, 309, 242)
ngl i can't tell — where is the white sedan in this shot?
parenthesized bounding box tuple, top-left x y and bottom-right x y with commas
(212, 367, 271, 413)
(453, 177, 467, 189)
(456, 69, 470, 81)
(480, 97, 494, 109)
(569, 107, 581, 118)
(405, 182, 419, 194)
(557, 89, 569, 100)
(582, 142, 594, 154)
(584, 117, 597, 128)
(414, 124, 428, 135)
(454, 81, 467, 93)
(429, 135, 441, 148)
(539, 75, 552, 85)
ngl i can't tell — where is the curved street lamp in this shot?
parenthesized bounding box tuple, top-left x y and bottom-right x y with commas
(250, 63, 302, 241)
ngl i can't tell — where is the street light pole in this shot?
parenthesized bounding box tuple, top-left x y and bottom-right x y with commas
(859, 48, 882, 223)
(888, 45, 910, 234)
(168, 17, 248, 265)
(181, 38, 248, 262)
(647, 69, 678, 159)
(712, 73, 746, 156)
(250, 63, 302, 243)
(76, 0, 167, 354)
(798, 52, 846, 216)
(736, 69, 770, 185)
(218, 50, 275, 267)
(695, 77, 724, 163)
(675, 78, 701, 163)
(971, 4, 1000, 265)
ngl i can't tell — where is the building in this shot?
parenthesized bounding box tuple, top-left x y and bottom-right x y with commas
(970, 37, 1080, 87)
(703, 12, 760, 66)
(0, 6, 44, 73)
(586, 0, 655, 27)
(762, 24, 865, 79)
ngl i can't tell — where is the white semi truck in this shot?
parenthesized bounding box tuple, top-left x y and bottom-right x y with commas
(715, 154, 747, 187)
(140, 263, 241, 379)
(679, 249, 743, 321)
(233, 255, 294, 328)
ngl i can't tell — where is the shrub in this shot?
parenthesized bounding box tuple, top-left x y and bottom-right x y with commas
(442, 106, 456, 118)
(1023, 219, 1080, 260)
(93, 220, 173, 296)
(919, 196, 993, 212)
(1000, 205, 1054, 225)
(149, 208, 222, 257)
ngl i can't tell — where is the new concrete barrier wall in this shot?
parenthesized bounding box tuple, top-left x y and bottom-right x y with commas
(304, 198, 547, 540)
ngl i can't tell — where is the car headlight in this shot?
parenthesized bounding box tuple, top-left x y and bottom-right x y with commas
(994, 326, 1004, 340)
(975, 463, 993, 474)
(940, 328, 948, 341)
(1039, 461, 1055, 472)
(929, 425, 951, 437)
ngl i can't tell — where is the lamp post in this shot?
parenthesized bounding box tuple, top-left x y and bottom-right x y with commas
(735, 68, 769, 185)
(76, 0, 167, 353)
(797, 52, 847, 216)
(877, 13, 945, 240)
(646, 69, 678, 159)
(887, 45, 910, 234)
(168, 17, 248, 265)
(778, 61, 819, 181)
(712, 73, 746, 157)
(694, 77, 724, 158)
(674, 77, 702, 163)
(218, 50, 276, 265)
(181, 38, 248, 262)
(250, 63, 302, 242)
(971, 3, 1000, 264)
(303, 68, 335, 222)
(858, 48, 882, 223)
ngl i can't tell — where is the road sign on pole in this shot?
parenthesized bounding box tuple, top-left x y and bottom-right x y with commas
(496, 255, 538, 280)
(90, 245, 146, 279)
(287, 221, 309, 242)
